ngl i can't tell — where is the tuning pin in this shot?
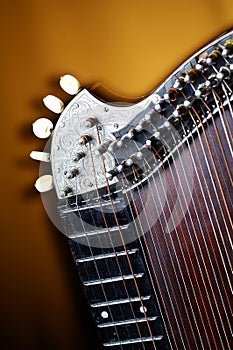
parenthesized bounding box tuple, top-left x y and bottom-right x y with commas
(136, 151, 143, 159)
(85, 117, 98, 128)
(59, 74, 81, 95)
(34, 175, 54, 193)
(43, 95, 64, 114)
(105, 170, 116, 180)
(78, 134, 92, 145)
(135, 124, 143, 132)
(30, 151, 50, 162)
(60, 186, 72, 197)
(146, 139, 152, 148)
(32, 118, 53, 138)
(125, 158, 134, 167)
(64, 168, 79, 179)
(116, 164, 123, 173)
(73, 152, 85, 162)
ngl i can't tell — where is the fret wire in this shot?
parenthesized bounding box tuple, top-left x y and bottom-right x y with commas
(70, 192, 122, 343)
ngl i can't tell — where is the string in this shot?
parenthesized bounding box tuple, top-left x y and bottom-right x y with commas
(114, 137, 192, 348)
(88, 139, 154, 350)
(70, 166, 123, 344)
(118, 141, 202, 349)
(183, 106, 232, 346)
(96, 138, 162, 349)
(117, 107, 225, 348)
(140, 125, 219, 347)
(180, 90, 233, 297)
(158, 64, 233, 346)
(176, 77, 232, 344)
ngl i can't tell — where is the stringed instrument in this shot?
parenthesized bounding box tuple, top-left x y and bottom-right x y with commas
(31, 29, 232, 349)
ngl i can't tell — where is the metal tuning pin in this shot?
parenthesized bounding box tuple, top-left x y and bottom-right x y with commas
(34, 175, 54, 193)
(32, 118, 53, 139)
(43, 95, 64, 114)
(64, 168, 79, 179)
(78, 134, 92, 145)
(105, 169, 117, 180)
(60, 186, 72, 197)
(85, 117, 98, 128)
(73, 152, 85, 162)
(125, 158, 134, 167)
(59, 74, 81, 95)
(30, 151, 50, 162)
(134, 123, 143, 132)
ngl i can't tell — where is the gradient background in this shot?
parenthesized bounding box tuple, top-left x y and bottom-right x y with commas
(1, 1, 232, 349)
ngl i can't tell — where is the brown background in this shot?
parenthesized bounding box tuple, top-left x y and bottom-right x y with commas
(0, 1, 232, 349)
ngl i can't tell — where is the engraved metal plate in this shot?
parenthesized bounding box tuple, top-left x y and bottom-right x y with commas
(51, 89, 160, 198)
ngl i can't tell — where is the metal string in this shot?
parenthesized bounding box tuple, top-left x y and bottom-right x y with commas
(88, 139, 155, 350)
(140, 129, 219, 347)
(175, 86, 232, 346)
(114, 132, 206, 348)
(119, 147, 202, 349)
(180, 106, 233, 336)
(69, 164, 123, 344)
(180, 90, 233, 296)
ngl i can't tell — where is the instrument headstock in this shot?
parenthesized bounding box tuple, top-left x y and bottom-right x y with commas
(31, 31, 233, 202)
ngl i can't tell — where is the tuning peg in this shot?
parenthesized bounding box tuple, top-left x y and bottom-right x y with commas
(59, 74, 81, 95)
(30, 151, 50, 162)
(43, 95, 64, 114)
(32, 118, 53, 138)
(34, 175, 54, 193)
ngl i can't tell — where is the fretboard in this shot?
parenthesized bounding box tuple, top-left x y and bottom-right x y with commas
(59, 197, 172, 349)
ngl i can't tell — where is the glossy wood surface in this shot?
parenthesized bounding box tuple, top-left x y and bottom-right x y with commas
(1, 1, 233, 349)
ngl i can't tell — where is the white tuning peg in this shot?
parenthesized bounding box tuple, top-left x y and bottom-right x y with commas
(30, 151, 50, 162)
(34, 175, 54, 193)
(43, 95, 64, 114)
(32, 118, 53, 138)
(59, 74, 81, 95)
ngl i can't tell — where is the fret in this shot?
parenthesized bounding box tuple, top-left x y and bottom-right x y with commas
(91, 295, 151, 308)
(103, 336, 164, 347)
(83, 273, 144, 286)
(70, 236, 171, 349)
(97, 316, 158, 328)
(63, 198, 123, 213)
(77, 248, 138, 263)
(77, 248, 142, 282)
(70, 224, 129, 239)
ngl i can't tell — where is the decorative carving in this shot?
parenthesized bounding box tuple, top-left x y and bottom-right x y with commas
(51, 89, 158, 198)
